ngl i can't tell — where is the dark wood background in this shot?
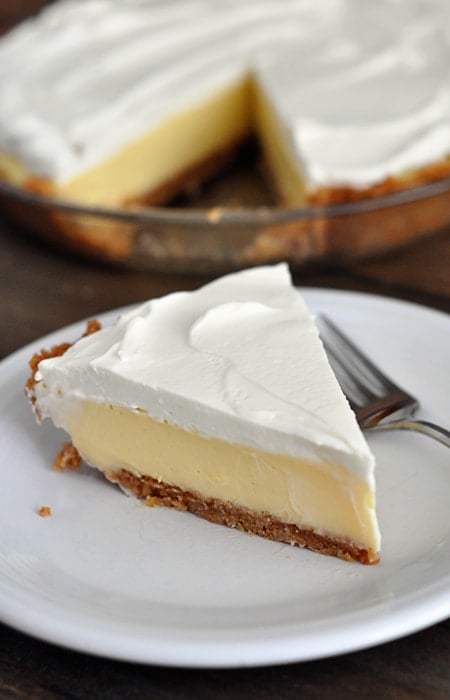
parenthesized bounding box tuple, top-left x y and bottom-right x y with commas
(0, 2, 449, 697)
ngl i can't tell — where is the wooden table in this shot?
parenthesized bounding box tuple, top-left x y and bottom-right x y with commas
(0, 2, 449, 697)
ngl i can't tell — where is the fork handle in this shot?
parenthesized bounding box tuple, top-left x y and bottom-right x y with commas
(368, 419, 450, 448)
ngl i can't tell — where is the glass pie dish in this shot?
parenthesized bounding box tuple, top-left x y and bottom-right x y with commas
(1, 160, 450, 274)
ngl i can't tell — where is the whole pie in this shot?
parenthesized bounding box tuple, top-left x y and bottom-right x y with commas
(0, 0, 449, 210)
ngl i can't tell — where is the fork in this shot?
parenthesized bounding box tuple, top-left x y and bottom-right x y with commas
(318, 316, 450, 448)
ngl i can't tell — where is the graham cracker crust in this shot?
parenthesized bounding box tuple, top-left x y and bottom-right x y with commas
(307, 156, 450, 206)
(108, 467, 378, 565)
(15, 143, 450, 209)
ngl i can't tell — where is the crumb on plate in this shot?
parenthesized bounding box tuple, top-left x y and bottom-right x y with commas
(53, 441, 82, 471)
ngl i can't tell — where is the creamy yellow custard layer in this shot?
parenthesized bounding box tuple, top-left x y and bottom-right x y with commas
(0, 80, 252, 208)
(62, 400, 379, 554)
(253, 85, 307, 206)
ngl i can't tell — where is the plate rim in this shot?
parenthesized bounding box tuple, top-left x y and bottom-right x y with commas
(0, 287, 449, 668)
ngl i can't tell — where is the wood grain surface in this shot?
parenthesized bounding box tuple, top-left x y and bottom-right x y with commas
(0, 2, 449, 698)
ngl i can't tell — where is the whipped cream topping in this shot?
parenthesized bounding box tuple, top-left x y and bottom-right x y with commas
(256, 1, 450, 188)
(34, 264, 375, 484)
(0, 0, 449, 190)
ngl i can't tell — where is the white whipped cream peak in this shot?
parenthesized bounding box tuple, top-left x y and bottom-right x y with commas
(34, 264, 375, 484)
(0, 0, 449, 188)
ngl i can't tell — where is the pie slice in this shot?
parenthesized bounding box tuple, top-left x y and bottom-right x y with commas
(27, 265, 380, 564)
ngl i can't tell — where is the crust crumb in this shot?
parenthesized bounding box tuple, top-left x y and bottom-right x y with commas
(53, 442, 82, 471)
(82, 319, 102, 337)
(206, 206, 223, 223)
(38, 506, 52, 517)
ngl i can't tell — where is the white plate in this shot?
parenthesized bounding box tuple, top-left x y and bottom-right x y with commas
(0, 289, 449, 668)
